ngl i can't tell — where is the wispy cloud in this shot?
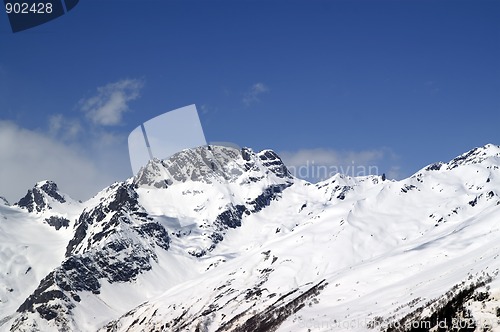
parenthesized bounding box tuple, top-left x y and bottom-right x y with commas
(79, 79, 144, 126)
(242, 82, 269, 106)
(279, 148, 400, 182)
(0, 121, 131, 203)
(0, 79, 146, 202)
(49, 114, 82, 141)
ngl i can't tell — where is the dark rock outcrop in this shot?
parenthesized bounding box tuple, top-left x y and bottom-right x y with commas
(17, 181, 66, 213)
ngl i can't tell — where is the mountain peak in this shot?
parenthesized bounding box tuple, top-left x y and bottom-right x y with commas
(5, 143, 500, 331)
(445, 143, 500, 170)
(421, 143, 500, 173)
(134, 145, 292, 188)
(16, 180, 66, 213)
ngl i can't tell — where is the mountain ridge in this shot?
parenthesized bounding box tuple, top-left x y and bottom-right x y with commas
(1, 143, 500, 331)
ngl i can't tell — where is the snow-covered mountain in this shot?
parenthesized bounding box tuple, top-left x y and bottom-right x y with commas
(2, 144, 500, 331)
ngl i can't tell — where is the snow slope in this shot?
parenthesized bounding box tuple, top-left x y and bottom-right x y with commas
(0, 181, 81, 329)
(2, 144, 500, 331)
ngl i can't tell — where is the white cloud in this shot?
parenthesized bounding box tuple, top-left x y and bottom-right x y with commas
(279, 148, 400, 182)
(0, 121, 131, 203)
(243, 82, 269, 106)
(80, 79, 144, 126)
(49, 114, 82, 141)
(0, 79, 146, 203)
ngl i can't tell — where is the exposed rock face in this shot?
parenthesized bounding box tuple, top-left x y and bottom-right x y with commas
(17, 181, 66, 213)
(134, 146, 292, 189)
(9, 146, 294, 331)
(45, 216, 70, 230)
(5, 144, 500, 332)
(14, 183, 171, 330)
(256, 150, 291, 179)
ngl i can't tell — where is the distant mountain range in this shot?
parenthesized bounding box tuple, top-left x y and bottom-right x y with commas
(2, 144, 500, 331)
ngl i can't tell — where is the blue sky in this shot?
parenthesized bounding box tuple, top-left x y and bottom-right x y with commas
(0, 0, 499, 201)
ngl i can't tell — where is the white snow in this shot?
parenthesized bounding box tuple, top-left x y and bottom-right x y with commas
(3, 144, 500, 331)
